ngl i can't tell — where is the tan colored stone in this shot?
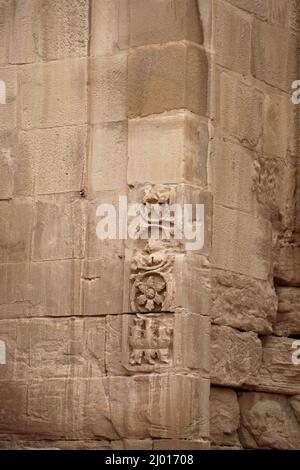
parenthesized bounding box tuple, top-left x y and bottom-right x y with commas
(129, 0, 203, 47)
(0, 143, 13, 200)
(0, 66, 16, 131)
(109, 374, 209, 439)
(90, 122, 127, 192)
(210, 387, 240, 447)
(219, 71, 263, 148)
(38, 0, 89, 60)
(212, 205, 272, 280)
(0, 202, 33, 263)
(0, 0, 11, 65)
(9, 0, 39, 64)
(0, 263, 30, 319)
(211, 325, 262, 387)
(275, 243, 300, 286)
(253, 336, 300, 395)
(19, 59, 87, 130)
(128, 43, 208, 118)
(20, 126, 86, 195)
(32, 195, 84, 261)
(30, 260, 81, 317)
(211, 139, 256, 213)
(0, 381, 28, 434)
(211, 269, 277, 334)
(263, 93, 291, 158)
(128, 111, 209, 185)
(106, 310, 210, 376)
(251, 19, 297, 93)
(274, 288, 300, 337)
(0, 440, 111, 450)
(90, 54, 127, 124)
(90, 0, 129, 56)
(214, 0, 251, 75)
(239, 392, 300, 449)
(112, 439, 153, 450)
(226, 0, 267, 19)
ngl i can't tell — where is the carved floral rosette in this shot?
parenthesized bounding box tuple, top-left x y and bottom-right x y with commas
(122, 313, 174, 372)
(130, 242, 175, 313)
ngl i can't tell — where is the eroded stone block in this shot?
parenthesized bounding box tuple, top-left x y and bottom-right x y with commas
(210, 387, 240, 447)
(274, 287, 300, 336)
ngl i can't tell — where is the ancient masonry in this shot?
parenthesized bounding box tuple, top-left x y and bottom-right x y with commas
(0, 0, 300, 450)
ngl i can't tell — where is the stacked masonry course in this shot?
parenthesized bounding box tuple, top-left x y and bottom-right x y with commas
(0, 0, 299, 450)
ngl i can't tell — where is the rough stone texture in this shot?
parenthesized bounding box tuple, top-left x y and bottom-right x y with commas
(274, 288, 300, 336)
(239, 392, 300, 449)
(211, 269, 277, 334)
(210, 387, 240, 447)
(253, 336, 300, 395)
(128, 43, 208, 118)
(211, 325, 262, 388)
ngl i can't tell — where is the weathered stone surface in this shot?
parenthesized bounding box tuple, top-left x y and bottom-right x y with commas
(253, 336, 300, 395)
(0, 317, 105, 381)
(251, 19, 297, 92)
(275, 243, 300, 286)
(214, 0, 251, 75)
(32, 195, 84, 261)
(212, 205, 272, 280)
(0, 202, 33, 263)
(210, 387, 240, 447)
(274, 288, 300, 337)
(210, 139, 256, 213)
(109, 375, 209, 439)
(90, 0, 129, 56)
(0, 262, 30, 318)
(19, 126, 87, 196)
(211, 269, 277, 334)
(128, 43, 208, 118)
(19, 59, 87, 129)
(153, 439, 210, 450)
(90, 54, 127, 124)
(106, 310, 210, 376)
(0, 142, 13, 200)
(128, 111, 209, 185)
(38, 0, 89, 60)
(9, 0, 39, 64)
(263, 92, 291, 158)
(225, 0, 267, 19)
(90, 122, 127, 192)
(0, 440, 111, 450)
(0, 0, 11, 65)
(129, 0, 203, 47)
(211, 325, 262, 387)
(218, 71, 263, 148)
(239, 392, 300, 449)
(30, 260, 81, 317)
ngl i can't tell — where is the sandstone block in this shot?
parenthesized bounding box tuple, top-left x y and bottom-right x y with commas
(19, 59, 87, 129)
(254, 336, 300, 395)
(90, 0, 129, 56)
(211, 325, 262, 387)
(109, 374, 209, 439)
(226, 0, 267, 19)
(0, 0, 11, 65)
(38, 0, 89, 60)
(19, 126, 86, 196)
(9, 0, 39, 64)
(0, 263, 30, 319)
(90, 54, 127, 124)
(128, 43, 208, 118)
(251, 20, 297, 92)
(32, 195, 84, 261)
(0, 143, 13, 200)
(112, 439, 153, 450)
(212, 205, 272, 280)
(128, 0, 203, 47)
(0, 66, 17, 131)
(128, 111, 209, 185)
(106, 310, 210, 376)
(211, 269, 277, 334)
(90, 122, 127, 193)
(210, 387, 240, 447)
(214, 0, 251, 75)
(0, 381, 28, 434)
(153, 439, 210, 450)
(219, 71, 263, 148)
(274, 287, 300, 336)
(30, 260, 81, 317)
(274, 243, 300, 286)
(263, 92, 290, 158)
(0, 202, 33, 263)
(210, 139, 256, 213)
(239, 392, 300, 449)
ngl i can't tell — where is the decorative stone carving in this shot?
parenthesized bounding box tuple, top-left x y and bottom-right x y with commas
(130, 241, 175, 312)
(122, 313, 173, 371)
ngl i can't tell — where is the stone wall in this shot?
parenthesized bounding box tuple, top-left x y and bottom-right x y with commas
(0, 0, 299, 450)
